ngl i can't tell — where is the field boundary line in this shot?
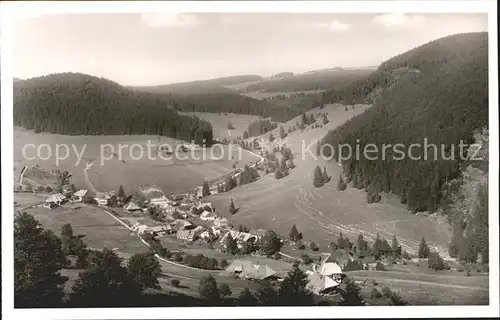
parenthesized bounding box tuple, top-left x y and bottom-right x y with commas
(19, 165, 27, 184)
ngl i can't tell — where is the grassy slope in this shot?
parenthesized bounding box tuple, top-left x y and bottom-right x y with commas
(178, 111, 263, 140)
(206, 103, 452, 257)
(14, 127, 259, 194)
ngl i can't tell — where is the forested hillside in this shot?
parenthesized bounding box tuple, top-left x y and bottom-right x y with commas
(168, 92, 299, 122)
(243, 68, 372, 93)
(133, 74, 262, 95)
(320, 32, 488, 214)
(13, 73, 213, 144)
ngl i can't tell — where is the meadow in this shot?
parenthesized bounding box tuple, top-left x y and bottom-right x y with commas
(207, 103, 454, 257)
(14, 127, 260, 195)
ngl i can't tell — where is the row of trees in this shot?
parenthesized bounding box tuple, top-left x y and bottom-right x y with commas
(243, 119, 278, 139)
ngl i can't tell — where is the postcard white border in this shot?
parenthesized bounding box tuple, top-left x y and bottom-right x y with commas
(1, 1, 498, 319)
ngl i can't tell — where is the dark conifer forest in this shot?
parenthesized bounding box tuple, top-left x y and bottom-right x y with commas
(319, 32, 488, 213)
(13, 73, 213, 144)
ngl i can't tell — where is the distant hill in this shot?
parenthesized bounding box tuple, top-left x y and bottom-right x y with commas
(13, 73, 213, 144)
(320, 32, 488, 213)
(133, 74, 263, 95)
(242, 68, 373, 93)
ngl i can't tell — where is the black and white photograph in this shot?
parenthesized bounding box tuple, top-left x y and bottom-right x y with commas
(1, 1, 498, 319)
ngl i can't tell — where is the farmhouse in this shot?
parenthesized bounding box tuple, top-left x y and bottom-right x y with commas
(149, 224, 174, 236)
(149, 196, 171, 209)
(214, 217, 229, 228)
(94, 191, 117, 206)
(131, 223, 150, 235)
(305, 271, 339, 295)
(222, 260, 278, 281)
(249, 228, 268, 240)
(220, 230, 257, 249)
(173, 219, 194, 230)
(192, 225, 205, 235)
(72, 189, 89, 202)
(46, 193, 67, 206)
(200, 211, 217, 221)
(197, 202, 214, 212)
(124, 201, 142, 212)
(177, 229, 197, 242)
(42, 201, 57, 209)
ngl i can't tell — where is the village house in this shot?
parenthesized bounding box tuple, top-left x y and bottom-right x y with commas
(94, 191, 117, 206)
(149, 224, 174, 236)
(197, 202, 214, 212)
(177, 229, 197, 242)
(72, 189, 89, 202)
(317, 254, 344, 282)
(149, 196, 171, 209)
(220, 230, 257, 249)
(249, 228, 268, 240)
(214, 217, 229, 229)
(192, 225, 205, 236)
(200, 211, 217, 221)
(131, 223, 150, 235)
(45, 193, 67, 208)
(124, 201, 142, 212)
(222, 260, 278, 281)
(305, 270, 340, 295)
(173, 219, 194, 231)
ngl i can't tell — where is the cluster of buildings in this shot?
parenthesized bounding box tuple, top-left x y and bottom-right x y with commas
(119, 190, 269, 251)
(42, 188, 91, 209)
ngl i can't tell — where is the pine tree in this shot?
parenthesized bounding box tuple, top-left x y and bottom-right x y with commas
(229, 198, 237, 215)
(68, 248, 142, 307)
(127, 252, 162, 290)
(243, 130, 249, 139)
(118, 185, 125, 200)
(238, 288, 258, 306)
(277, 265, 314, 306)
(256, 282, 279, 306)
(289, 224, 300, 242)
(279, 125, 287, 139)
(338, 174, 347, 190)
(61, 223, 74, 255)
(202, 180, 210, 197)
(225, 233, 238, 255)
(322, 167, 329, 183)
(391, 234, 402, 257)
(323, 114, 329, 125)
(261, 231, 282, 256)
(418, 237, 430, 258)
(14, 212, 67, 308)
(339, 277, 365, 306)
(313, 165, 324, 187)
(198, 275, 220, 304)
(269, 132, 275, 142)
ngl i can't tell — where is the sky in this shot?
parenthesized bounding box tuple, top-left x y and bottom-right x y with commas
(13, 13, 488, 86)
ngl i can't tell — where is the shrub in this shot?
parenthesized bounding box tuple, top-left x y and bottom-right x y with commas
(381, 286, 392, 298)
(297, 243, 306, 250)
(219, 259, 229, 270)
(375, 262, 387, 271)
(171, 279, 180, 287)
(272, 252, 281, 260)
(371, 288, 382, 299)
(428, 251, 446, 270)
(301, 254, 313, 265)
(309, 241, 319, 251)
